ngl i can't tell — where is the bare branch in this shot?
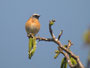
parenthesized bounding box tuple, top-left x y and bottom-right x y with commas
(36, 37, 53, 41)
(67, 40, 73, 49)
(34, 19, 85, 68)
(49, 19, 56, 39)
(62, 51, 74, 68)
(35, 36, 84, 68)
(58, 30, 63, 40)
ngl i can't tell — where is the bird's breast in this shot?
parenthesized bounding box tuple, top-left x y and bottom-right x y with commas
(25, 17, 40, 35)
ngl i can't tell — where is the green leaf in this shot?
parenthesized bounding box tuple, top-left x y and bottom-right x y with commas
(49, 21, 54, 25)
(54, 53, 59, 59)
(61, 58, 65, 68)
(28, 37, 36, 59)
(64, 45, 67, 48)
(55, 50, 60, 53)
(49, 19, 55, 26)
(61, 57, 67, 68)
(64, 59, 67, 68)
(28, 38, 33, 59)
(54, 50, 60, 59)
(30, 37, 36, 56)
(70, 57, 77, 65)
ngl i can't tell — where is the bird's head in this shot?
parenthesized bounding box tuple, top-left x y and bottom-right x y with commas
(32, 13, 40, 19)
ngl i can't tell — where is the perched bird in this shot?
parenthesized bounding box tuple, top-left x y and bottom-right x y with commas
(25, 14, 40, 59)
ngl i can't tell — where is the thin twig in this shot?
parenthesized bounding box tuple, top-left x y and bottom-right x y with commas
(36, 37, 53, 41)
(49, 19, 56, 39)
(58, 30, 63, 40)
(67, 40, 73, 49)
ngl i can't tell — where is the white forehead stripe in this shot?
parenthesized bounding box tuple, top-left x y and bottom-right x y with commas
(33, 14, 40, 16)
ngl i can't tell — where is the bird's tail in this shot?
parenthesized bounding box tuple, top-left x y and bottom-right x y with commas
(28, 37, 36, 59)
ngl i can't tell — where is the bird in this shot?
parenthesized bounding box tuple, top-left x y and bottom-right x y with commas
(25, 14, 40, 59)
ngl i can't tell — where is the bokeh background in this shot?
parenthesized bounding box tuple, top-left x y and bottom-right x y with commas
(0, 0, 90, 68)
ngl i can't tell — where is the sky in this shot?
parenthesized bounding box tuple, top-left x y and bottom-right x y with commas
(0, 0, 90, 68)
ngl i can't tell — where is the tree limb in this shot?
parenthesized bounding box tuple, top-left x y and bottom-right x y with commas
(31, 19, 84, 68)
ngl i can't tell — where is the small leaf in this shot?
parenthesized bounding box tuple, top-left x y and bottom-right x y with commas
(54, 50, 60, 59)
(60, 57, 67, 68)
(61, 58, 65, 68)
(64, 45, 68, 48)
(54, 53, 59, 59)
(70, 57, 77, 65)
(55, 50, 60, 53)
(28, 37, 37, 59)
(64, 60, 67, 68)
(49, 19, 56, 26)
(28, 38, 33, 59)
(30, 37, 36, 57)
(49, 21, 54, 25)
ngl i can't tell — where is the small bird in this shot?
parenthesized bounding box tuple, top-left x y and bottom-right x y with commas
(25, 14, 40, 59)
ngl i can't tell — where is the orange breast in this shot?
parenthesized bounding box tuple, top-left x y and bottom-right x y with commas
(25, 17, 40, 35)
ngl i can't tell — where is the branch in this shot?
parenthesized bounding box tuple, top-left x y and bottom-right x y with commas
(29, 19, 85, 68)
(36, 36, 53, 41)
(49, 19, 56, 39)
(62, 51, 74, 68)
(58, 30, 63, 40)
(67, 40, 73, 49)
